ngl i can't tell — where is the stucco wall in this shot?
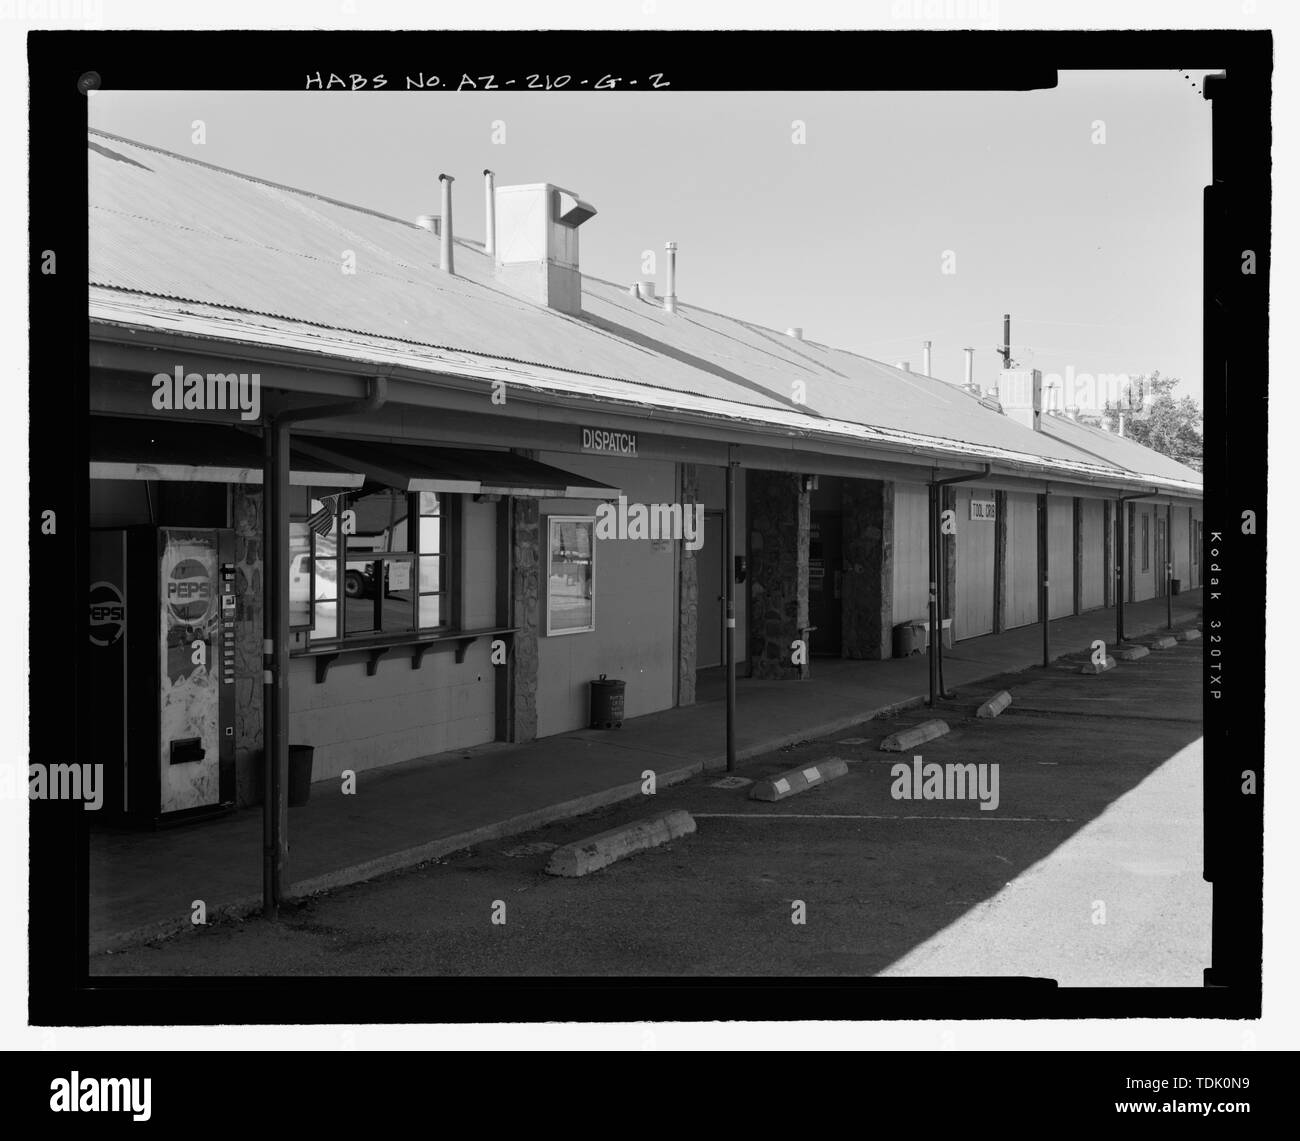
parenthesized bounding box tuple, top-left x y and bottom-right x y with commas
(1005, 492, 1039, 629)
(535, 453, 678, 737)
(954, 486, 996, 640)
(1048, 496, 1075, 619)
(892, 482, 929, 626)
(1079, 497, 1106, 611)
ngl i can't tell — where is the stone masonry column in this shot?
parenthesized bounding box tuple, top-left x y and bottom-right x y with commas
(677, 462, 700, 705)
(747, 470, 810, 679)
(231, 483, 263, 807)
(841, 478, 894, 659)
(510, 495, 541, 743)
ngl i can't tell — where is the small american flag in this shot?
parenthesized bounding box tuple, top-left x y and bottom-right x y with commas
(308, 493, 345, 537)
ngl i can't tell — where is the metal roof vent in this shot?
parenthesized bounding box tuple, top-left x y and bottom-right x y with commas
(494, 182, 597, 315)
(414, 214, 440, 234)
(636, 280, 657, 302)
(786, 327, 803, 340)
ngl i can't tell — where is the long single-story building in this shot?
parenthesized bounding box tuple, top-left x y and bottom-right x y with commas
(86, 128, 1202, 824)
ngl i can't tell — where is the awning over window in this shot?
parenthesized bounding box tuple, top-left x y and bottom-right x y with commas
(292, 437, 621, 499)
(89, 417, 364, 487)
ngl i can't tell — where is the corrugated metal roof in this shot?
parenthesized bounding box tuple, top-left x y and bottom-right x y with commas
(87, 129, 1200, 494)
(1038, 414, 1202, 492)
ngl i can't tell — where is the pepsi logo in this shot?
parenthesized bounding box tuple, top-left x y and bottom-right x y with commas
(167, 557, 213, 624)
(89, 581, 125, 646)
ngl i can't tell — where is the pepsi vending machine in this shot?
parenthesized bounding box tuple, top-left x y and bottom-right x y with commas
(89, 527, 237, 824)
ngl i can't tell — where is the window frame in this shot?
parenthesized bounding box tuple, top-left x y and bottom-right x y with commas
(544, 514, 596, 637)
(291, 487, 460, 648)
(1140, 512, 1151, 573)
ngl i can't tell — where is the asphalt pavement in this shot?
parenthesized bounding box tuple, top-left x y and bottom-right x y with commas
(93, 637, 1205, 982)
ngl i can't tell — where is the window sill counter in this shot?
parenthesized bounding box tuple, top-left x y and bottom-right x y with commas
(292, 626, 518, 683)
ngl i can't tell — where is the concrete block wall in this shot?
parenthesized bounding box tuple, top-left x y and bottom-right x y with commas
(286, 496, 499, 780)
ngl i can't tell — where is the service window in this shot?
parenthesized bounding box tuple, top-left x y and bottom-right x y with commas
(546, 515, 595, 635)
(292, 486, 457, 645)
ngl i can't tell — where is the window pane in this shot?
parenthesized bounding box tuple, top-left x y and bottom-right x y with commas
(382, 557, 416, 633)
(347, 488, 411, 554)
(312, 600, 337, 641)
(345, 558, 378, 634)
(419, 555, 441, 592)
(308, 532, 338, 642)
(289, 522, 311, 628)
(547, 518, 594, 633)
(418, 594, 442, 628)
(419, 516, 441, 555)
(419, 491, 440, 516)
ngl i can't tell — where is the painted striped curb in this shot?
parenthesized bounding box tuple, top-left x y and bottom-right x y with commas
(545, 809, 696, 877)
(749, 758, 850, 801)
(975, 691, 1013, 719)
(878, 719, 950, 752)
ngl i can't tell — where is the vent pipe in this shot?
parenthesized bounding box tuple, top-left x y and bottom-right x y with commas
(786, 327, 803, 340)
(483, 169, 496, 258)
(439, 173, 455, 274)
(664, 241, 677, 314)
(963, 347, 975, 391)
(922, 340, 932, 377)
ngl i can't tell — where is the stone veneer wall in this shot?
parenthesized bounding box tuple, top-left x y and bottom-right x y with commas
(677, 463, 700, 705)
(231, 483, 263, 807)
(840, 478, 893, 660)
(747, 470, 809, 680)
(510, 487, 541, 744)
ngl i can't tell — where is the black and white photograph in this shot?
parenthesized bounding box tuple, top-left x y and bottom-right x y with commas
(78, 71, 1218, 986)
(6, 0, 1290, 1114)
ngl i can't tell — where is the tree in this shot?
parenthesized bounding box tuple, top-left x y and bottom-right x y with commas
(1102, 372, 1203, 471)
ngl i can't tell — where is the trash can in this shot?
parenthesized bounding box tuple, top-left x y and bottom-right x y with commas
(288, 744, 315, 807)
(893, 620, 927, 658)
(589, 675, 626, 729)
(1171, 578, 1181, 595)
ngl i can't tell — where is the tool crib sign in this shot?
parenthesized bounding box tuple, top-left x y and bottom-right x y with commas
(969, 499, 997, 521)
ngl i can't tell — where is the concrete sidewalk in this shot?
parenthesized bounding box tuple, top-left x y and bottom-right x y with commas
(89, 590, 1202, 953)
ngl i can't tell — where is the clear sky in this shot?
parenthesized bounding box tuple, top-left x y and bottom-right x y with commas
(89, 70, 1213, 405)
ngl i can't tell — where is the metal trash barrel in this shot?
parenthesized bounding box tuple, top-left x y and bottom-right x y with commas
(288, 744, 315, 807)
(893, 621, 927, 658)
(589, 675, 626, 729)
(1171, 578, 1181, 595)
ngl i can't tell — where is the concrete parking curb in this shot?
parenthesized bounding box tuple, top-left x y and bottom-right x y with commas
(879, 719, 950, 752)
(545, 809, 696, 877)
(750, 758, 850, 801)
(976, 691, 1013, 719)
(1114, 644, 1149, 661)
(1177, 628, 1202, 642)
(1080, 656, 1117, 674)
(1147, 635, 1178, 650)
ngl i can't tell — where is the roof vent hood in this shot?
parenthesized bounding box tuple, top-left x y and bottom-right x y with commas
(493, 183, 597, 316)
